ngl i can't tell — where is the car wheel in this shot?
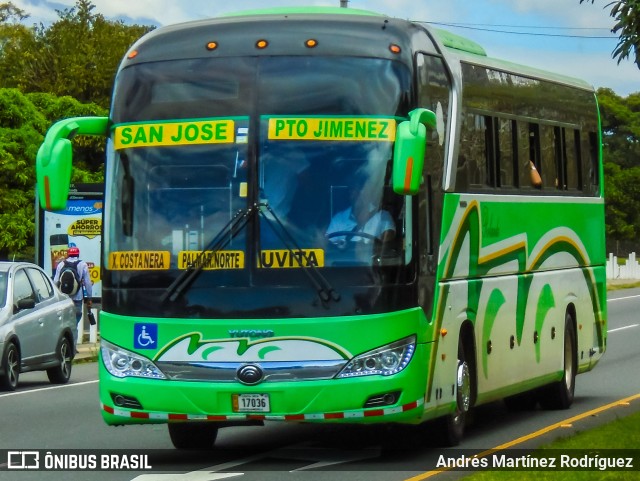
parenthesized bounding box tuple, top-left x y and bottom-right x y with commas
(0, 342, 20, 391)
(168, 423, 218, 450)
(46, 336, 73, 384)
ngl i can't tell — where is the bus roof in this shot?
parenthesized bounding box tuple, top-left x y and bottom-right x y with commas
(220, 6, 383, 18)
(122, 6, 593, 92)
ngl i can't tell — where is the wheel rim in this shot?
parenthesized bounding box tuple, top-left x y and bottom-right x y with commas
(7, 347, 18, 387)
(563, 332, 574, 389)
(456, 360, 471, 413)
(60, 340, 72, 379)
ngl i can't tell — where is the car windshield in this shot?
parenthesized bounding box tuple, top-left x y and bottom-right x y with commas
(107, 55, 412, 281)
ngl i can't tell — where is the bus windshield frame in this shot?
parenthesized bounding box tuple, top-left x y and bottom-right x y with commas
(105, 55, 415, 291)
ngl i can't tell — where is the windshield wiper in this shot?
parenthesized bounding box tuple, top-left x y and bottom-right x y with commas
(161, 202, 340, 306)
(160, 206, 257, 304)
(257, 202, 340, 305)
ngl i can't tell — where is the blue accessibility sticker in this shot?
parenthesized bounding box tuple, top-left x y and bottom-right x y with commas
(134, 323, 158, 349)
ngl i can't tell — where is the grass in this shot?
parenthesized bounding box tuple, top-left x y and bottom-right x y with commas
(460, 411, 640, 480)
(607, 280, 640, 291)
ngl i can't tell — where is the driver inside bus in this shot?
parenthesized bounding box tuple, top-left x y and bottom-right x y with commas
(325, 181, 396, 248)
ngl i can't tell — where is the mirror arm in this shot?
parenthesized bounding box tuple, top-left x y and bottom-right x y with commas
(409, 108, 437, 135)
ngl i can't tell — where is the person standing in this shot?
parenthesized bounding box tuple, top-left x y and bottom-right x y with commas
(53, 246, 93, 350)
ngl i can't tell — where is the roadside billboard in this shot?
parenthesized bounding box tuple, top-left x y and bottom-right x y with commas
(36, 183, 103, 300)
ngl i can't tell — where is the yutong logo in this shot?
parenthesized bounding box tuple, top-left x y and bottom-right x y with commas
(228, 329, 274, 339)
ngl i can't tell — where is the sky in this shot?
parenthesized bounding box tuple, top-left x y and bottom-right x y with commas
(10, 0, 639, 96)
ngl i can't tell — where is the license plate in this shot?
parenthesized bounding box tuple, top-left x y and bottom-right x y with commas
(232, 393, 270, 413)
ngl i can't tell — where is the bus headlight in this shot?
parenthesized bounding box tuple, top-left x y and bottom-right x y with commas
(336, 335, 416, 378)
(101, 340, 166, 379)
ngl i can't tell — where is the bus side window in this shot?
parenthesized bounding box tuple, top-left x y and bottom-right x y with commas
(587, 131, 600, 194)
(461, 114, 488, 189)
(498, 118, 516, 188)
(539, 124, 556, 189)
(566, 129, 582, 191)
(527, 123, 543, 190)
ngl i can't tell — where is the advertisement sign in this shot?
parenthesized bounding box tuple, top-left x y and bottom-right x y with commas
(36, 183, 103, 300)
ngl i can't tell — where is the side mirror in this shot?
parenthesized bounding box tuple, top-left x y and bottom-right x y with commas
(36, 116, 109, 210)
(16, 298, 36, 312)
(392, 108, 436, 195)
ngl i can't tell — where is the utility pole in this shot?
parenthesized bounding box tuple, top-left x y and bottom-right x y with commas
(340, 0, 349, 7)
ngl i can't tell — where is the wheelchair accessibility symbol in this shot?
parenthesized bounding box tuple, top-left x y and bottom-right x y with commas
(134, 323, 158, 349)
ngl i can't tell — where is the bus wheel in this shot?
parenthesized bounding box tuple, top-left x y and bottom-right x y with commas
(438, 341, 472, 446)
(539, 313, 576, 410)
(168, 422, 219, 450)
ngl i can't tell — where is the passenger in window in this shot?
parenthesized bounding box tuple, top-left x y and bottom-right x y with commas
(529, 161, 542, 189)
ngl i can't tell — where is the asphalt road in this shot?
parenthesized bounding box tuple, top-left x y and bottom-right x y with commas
(1, 288, 639, 481)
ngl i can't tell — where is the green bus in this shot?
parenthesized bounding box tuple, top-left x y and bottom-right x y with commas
(36, 7, 607, 448)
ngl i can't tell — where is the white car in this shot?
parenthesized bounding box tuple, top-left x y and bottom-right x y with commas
(0, 261, 76, 390)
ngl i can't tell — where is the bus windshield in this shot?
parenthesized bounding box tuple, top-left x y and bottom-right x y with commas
(107, 56, 412, 280)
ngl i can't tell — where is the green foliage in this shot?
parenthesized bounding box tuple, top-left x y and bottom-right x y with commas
(0, 88, 107, 259)
(581, 0, 640, 68)
(597, 88, 640, 245)
(0, 88, 46, 259)
(0, 0, 152, 109)
(0, 1, 147, 259)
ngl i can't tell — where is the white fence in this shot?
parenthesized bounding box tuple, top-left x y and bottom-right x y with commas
(607, 252, 640, 280)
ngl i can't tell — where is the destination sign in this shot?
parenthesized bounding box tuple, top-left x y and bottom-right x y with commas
(267, 117, 396, 142)
(258, 249, 324, 268)
(108, 251, 170, 270)
(113, 119, 236, 149)
(178, 250, 245, 270)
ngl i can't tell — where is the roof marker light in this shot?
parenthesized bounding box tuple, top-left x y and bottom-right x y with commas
(256, 39, 269, 49)
(389, 44, 401, 54)
(305, 39, 318, 48)
(206, 41, 218, 51)
(127, 50, 138, 59)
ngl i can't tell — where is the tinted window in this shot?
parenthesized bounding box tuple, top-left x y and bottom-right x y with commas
(13, 269, 35, 309)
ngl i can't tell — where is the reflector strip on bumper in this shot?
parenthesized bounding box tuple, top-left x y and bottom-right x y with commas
(102, 397, 424, 421)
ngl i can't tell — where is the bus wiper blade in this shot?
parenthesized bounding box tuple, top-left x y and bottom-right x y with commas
(258, 202, 340, 305)
(160, 206, 257, 304)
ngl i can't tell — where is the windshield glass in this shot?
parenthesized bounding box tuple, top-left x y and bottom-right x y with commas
(106, 56, 412, 281)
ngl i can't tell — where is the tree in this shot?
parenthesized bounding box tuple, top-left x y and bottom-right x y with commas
(0, 0, 152, 108)
(596, 87, 640, 252)
(581, 0, 640, 67)
(0, 88, 107, 260)
(596, 87, 640, 168)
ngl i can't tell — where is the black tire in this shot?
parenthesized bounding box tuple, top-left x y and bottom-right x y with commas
(438, 339, 472, 446)
(47, 336, 73, 384)
(168, 422, 219, 450)
(0, 342, 20, 391)
(539, 313, 576, 410)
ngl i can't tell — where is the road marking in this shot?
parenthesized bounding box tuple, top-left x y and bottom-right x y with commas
(609, 294, 640, 302)
(404, 392, 640, 480)
(0, 380, 97, 398)
(130, 444, 380, 480)
(132, 473, 242, 480)
(609, 324, 639, 333)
